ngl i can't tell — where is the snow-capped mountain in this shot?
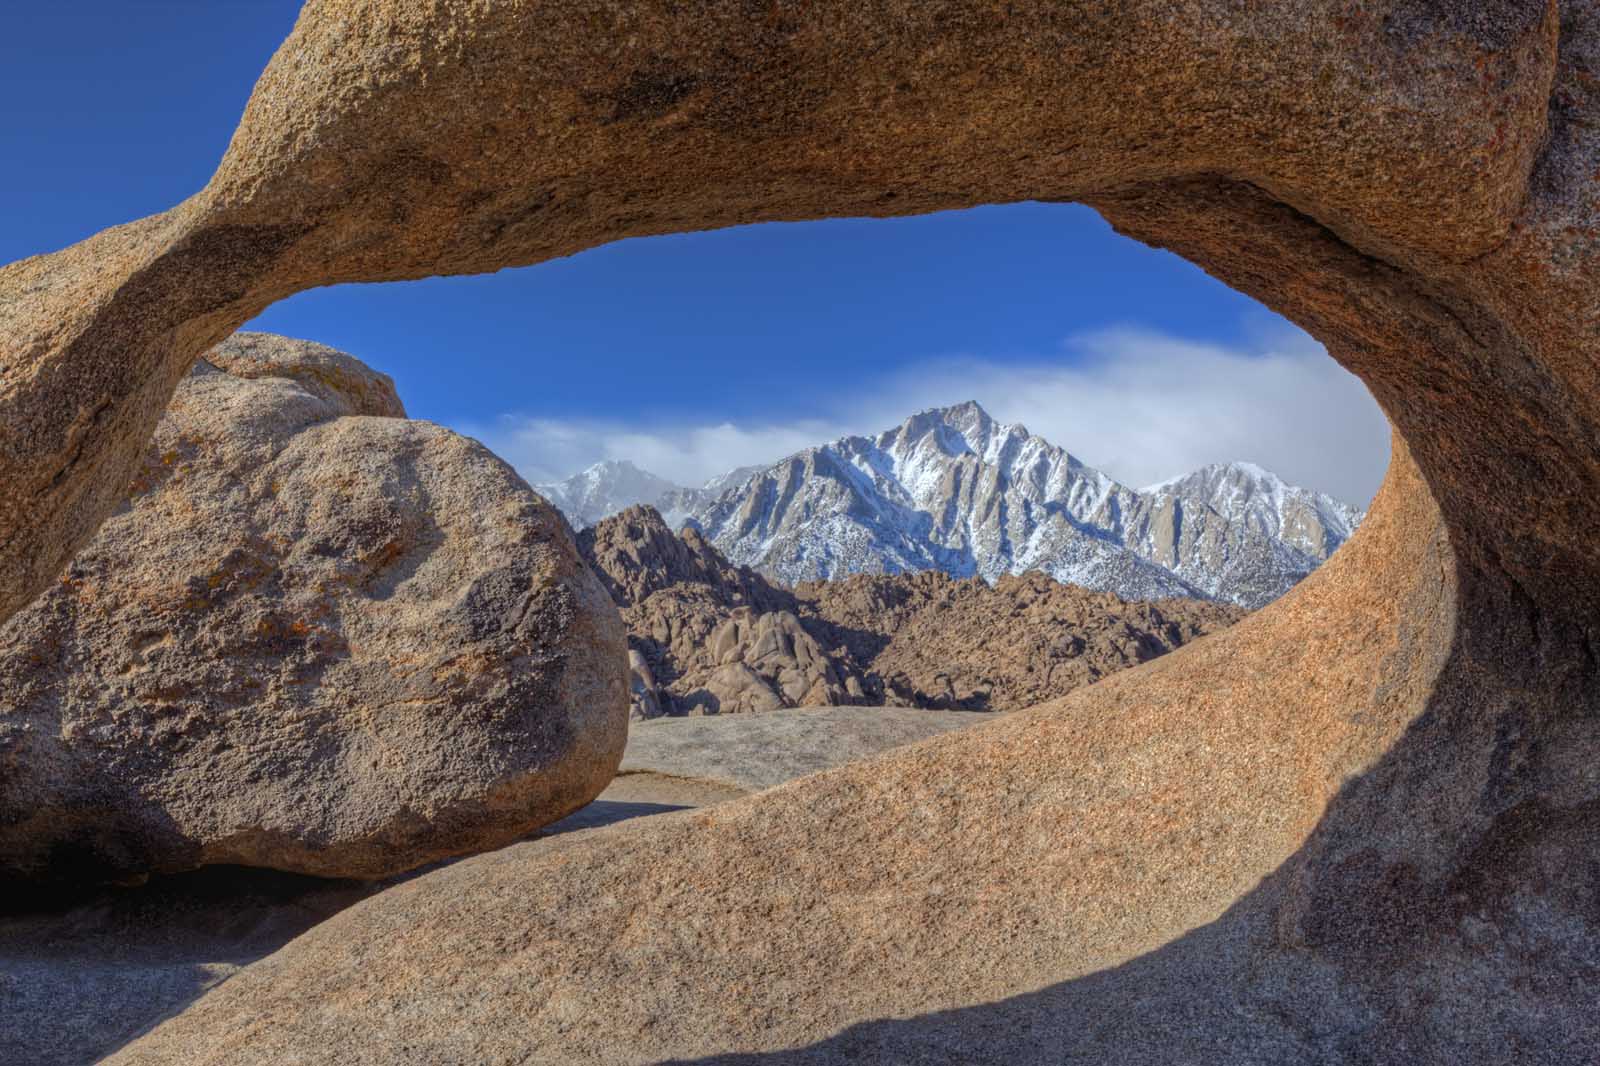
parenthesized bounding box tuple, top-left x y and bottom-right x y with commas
(531, 403, 1364, 609)
(1141, 462, 1362, 561)
(655, 465, 764, 529)
(535, 460, 685, 530)
(1116, 462, 1362, 607)
(535, 461, 763, 531)
(684, 402, 1363, 609)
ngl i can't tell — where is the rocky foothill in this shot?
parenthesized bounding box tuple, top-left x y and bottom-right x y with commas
(578, 505, 1243, 719)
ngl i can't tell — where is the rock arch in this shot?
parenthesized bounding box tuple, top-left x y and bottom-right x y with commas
(3, 0, 1597, 1060)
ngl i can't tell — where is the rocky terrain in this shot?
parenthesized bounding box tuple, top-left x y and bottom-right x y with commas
(4, 2, 1598, 1064)
(4, 704, 979, 1066)
(543, 402, 1361, 609)
(0, 333, 628, 886)
(799, 569, 1243, 710)
(579, 505, 1242, 718)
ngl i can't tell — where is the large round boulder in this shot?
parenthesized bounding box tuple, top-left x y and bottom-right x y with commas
(0, 333, 628, 885)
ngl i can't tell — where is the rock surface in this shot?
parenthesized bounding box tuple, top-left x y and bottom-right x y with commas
(4, 1, 1599, 1062)
(0, 333, 628, 884)
(616, 705, 989, 792)
(581, 506, 1240, 717)
(0, 867, 378, 1066)
(110, 445, 1600, 1066)
(4, 705, 978, 1066)
(800, 568, 1244, 711)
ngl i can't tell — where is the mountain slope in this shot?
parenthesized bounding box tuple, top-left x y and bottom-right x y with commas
(536, 461, 770, 531)
(686, 402, 1363, 609)
(535, 460, 683, 530)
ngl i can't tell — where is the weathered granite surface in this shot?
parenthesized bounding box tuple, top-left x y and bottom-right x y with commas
(0, 334, 628, 884)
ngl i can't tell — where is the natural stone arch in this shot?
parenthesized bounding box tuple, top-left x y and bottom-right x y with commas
(1, 0, 1596, 1060)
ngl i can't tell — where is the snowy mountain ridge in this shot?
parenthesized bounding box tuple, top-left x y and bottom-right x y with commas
(532, 402, 1365, 609)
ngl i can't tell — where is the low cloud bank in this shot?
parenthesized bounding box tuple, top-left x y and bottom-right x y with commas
(464, 324, 1391, 506)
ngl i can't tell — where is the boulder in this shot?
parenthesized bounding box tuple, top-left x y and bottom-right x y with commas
(0, 334, 628, 885)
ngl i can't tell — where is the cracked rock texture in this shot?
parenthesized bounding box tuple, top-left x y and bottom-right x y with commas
(0, 0, 1597, 1062)
(0, 333, 627, 884)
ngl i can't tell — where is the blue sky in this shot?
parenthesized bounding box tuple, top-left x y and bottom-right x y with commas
(2, 5, 1388, 503)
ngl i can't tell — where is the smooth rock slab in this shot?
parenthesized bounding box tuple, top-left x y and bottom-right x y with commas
(2, 704, 982, 1066)
(616, 705, 990, 792)
(0, 333, 628, 885)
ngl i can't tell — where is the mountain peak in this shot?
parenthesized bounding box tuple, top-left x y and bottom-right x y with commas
(888, 400, 1032, 461)
(535, 460, 685, 530)
(892, 400, 997, 433)
(1143, 460, 1284, 495)
(1214, 460, 1285, 485)
(584, 458, 648, 477)
(936, 399, 992, 422)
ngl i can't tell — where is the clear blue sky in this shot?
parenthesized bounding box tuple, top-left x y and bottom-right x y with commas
(0, 5, 1388, 501)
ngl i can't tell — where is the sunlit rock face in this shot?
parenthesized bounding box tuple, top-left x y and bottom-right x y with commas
(0, 0, 1597, 1062)
(0, 333, 628, 885)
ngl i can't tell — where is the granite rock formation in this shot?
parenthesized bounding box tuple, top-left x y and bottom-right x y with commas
(580, 509, 857, 716)
(2, 705, 986, 1066)
(579, 506, 1238, 718)
(1, 0, 1596, 1061)
(0, 333, 628, 884)
(799, 569, 1243, 711)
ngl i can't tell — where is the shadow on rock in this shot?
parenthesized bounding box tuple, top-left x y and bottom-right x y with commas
(0, 865, 376, 1066)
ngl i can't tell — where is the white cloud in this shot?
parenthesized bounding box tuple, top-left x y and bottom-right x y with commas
(868, 326, 1393, 505)
(457, 414, 856, 490)
(458, 324, 1392, 506)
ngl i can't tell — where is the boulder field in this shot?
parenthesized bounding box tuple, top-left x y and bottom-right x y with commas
(0, 333, 628, 885)
(582, 504, 1242, 717)
(0, 0, 1596, 1062)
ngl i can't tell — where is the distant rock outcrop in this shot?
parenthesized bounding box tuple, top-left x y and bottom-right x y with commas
(577, 506, 1240, 719)
(0, 334, 628, 886)
(577, 507, 855, 717)
(799, 569, 1245, 711)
